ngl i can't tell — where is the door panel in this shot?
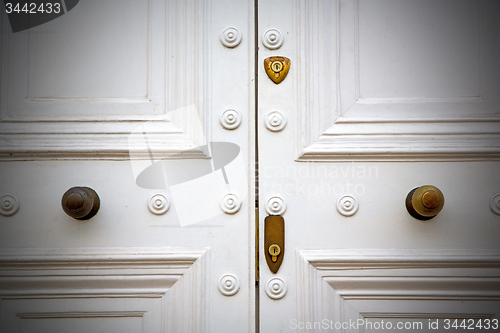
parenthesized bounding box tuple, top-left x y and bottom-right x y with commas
(258, 0, 500, 331)
(1, 0, 209, 157)
(297, 249, 500, 331)
(0, 248, 208, 332)
(2, 0, 500, 332)
(295, 0, 500, 160)
(0, 1, 255, 332)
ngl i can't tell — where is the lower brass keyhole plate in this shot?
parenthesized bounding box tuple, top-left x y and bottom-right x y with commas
(265, 215, 285, 273)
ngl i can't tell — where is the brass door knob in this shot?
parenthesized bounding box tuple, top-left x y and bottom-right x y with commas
(406, 185, 444, 220)
(61, 187, 100, 220)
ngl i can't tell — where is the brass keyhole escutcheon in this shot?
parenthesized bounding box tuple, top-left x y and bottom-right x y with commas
(264, 56, 290, 84)
(264, 215, 285, 273)
(269, 244, 281, 262)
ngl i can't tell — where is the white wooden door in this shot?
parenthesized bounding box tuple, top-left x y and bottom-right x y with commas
(0, 0, 255, 332)
(3, 1, 500, 332)
(258, 0, 500, 332)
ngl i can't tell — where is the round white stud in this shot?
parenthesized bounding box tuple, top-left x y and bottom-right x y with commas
(0, 195, 19, 216)
(220, 27, 242, 48)
(265, 277, 287, 300)
(490, 193, 500, 216)
(262, 28, 284, 50)
(148, 194, 170, 215)
(220, 193, 242, 214)
(218, 274, 240, 296)
(220, 109, 242, 130)
(336, 195, 359, 217)
(265, 110, 287, 132)
(265, 196, 286, 215)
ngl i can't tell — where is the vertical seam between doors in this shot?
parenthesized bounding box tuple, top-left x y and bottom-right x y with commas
(254, 0, 260, 332)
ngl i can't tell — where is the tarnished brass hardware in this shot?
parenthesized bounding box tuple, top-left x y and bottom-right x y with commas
(264, 56, 290, 84)
(269, 244, 281, 262)
(406, 185, 444, 220)
(62, 187, 100, 220)
(271, 61, 283, 72)
(265, 215, 284, 273)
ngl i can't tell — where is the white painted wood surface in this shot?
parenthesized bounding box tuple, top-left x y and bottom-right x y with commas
(2, 0, 500, 332)
(0, 0, 255, 332)
(258, 0, 500, 332)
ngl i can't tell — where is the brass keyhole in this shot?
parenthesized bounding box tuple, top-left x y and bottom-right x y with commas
(268, 244, 281, 262)
(271, 61, 283, 73)
(264, 56, 290, 84)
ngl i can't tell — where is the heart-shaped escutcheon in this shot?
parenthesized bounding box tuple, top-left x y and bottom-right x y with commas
(264, 56, 290, 84)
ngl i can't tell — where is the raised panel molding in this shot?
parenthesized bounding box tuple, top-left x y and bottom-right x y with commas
(296, 249, 500, 332)
(295, 0, 500, 161)
(0, 0, 211, 160)
(0, 248, 210, 332)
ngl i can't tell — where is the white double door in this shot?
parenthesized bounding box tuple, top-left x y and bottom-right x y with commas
(1, 0, 500, 332)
